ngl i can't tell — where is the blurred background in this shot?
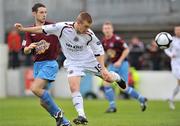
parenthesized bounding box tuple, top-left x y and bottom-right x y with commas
(0, 0, 180, 100)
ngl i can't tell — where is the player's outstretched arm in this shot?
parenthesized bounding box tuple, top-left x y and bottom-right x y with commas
(14, 23, 43, 33)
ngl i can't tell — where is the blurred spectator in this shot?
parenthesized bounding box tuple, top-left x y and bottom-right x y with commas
(7, 28, 21, 69)
(128, 36, 145, 70)
(146, 40, 162, 70)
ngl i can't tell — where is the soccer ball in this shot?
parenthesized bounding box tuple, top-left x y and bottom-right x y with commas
(155, 32, 172, 49)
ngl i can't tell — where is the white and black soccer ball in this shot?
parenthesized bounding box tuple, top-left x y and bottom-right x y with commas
(155, 32, 172, 49)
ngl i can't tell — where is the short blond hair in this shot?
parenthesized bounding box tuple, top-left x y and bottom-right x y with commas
(77, 12, 92, 24)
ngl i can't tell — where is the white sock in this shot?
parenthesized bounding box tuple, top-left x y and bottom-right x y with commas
(170, 85, 180, 101)
(110, 71, 121, 81)
(72, 92, 86, 117)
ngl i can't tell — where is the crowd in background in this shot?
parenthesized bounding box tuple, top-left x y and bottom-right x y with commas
(5, 28, 170, 70)
(128, 36, 170, 70)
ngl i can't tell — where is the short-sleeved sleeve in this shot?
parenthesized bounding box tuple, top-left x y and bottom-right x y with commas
(122, 42, 128, 48)
(115, 36, 128, 49)
(87, 30, 104, 56)
(42, 22, 65, 37)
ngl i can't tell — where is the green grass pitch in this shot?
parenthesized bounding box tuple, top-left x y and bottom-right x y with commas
(0, 98, 180, 126)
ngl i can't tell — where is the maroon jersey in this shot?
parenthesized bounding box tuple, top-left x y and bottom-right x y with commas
(24, 22, 60, 62)
(102, 34, 128, 63)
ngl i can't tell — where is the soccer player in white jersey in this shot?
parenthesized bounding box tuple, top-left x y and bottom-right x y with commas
(165, 26, 180, 110)
(14, 12, 126, 125)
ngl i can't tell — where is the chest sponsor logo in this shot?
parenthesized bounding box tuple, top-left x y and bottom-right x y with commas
(107, 49, 116, 58)
(35, 40, 50, 54)
(66, 43, 83, 52)
(96, 41, 101, 45)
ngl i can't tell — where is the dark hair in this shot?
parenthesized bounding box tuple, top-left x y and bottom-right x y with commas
(77, 12, 92, 24)
(32, 3, 46, 12)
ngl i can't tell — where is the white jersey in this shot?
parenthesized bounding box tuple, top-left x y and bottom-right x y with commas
(165, 36, 180, 60)
(165, 36, 180, 79)
(42, 22, 104, 68)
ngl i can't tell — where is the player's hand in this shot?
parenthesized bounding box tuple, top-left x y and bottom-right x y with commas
(113, 61, 122, 67)
(14, 23, 24, 31)
(28, 43, 38, 50)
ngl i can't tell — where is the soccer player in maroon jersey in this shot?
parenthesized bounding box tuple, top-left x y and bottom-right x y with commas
(22, 3, 71, 126)
(102, 21, 148, 112)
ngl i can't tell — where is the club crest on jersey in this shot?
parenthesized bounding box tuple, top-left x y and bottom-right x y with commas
(73, 36, 79, 42)
(96, 41, 101, 45)
(35, 40, 50, 54)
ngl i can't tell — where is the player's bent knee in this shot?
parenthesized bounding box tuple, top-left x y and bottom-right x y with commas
(30, 84, 36, 93)
(70, 85, 79, 92)
(30, 83, 41, 96)
(68, 76, 81, 92)
(69, 82, 80, 92)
